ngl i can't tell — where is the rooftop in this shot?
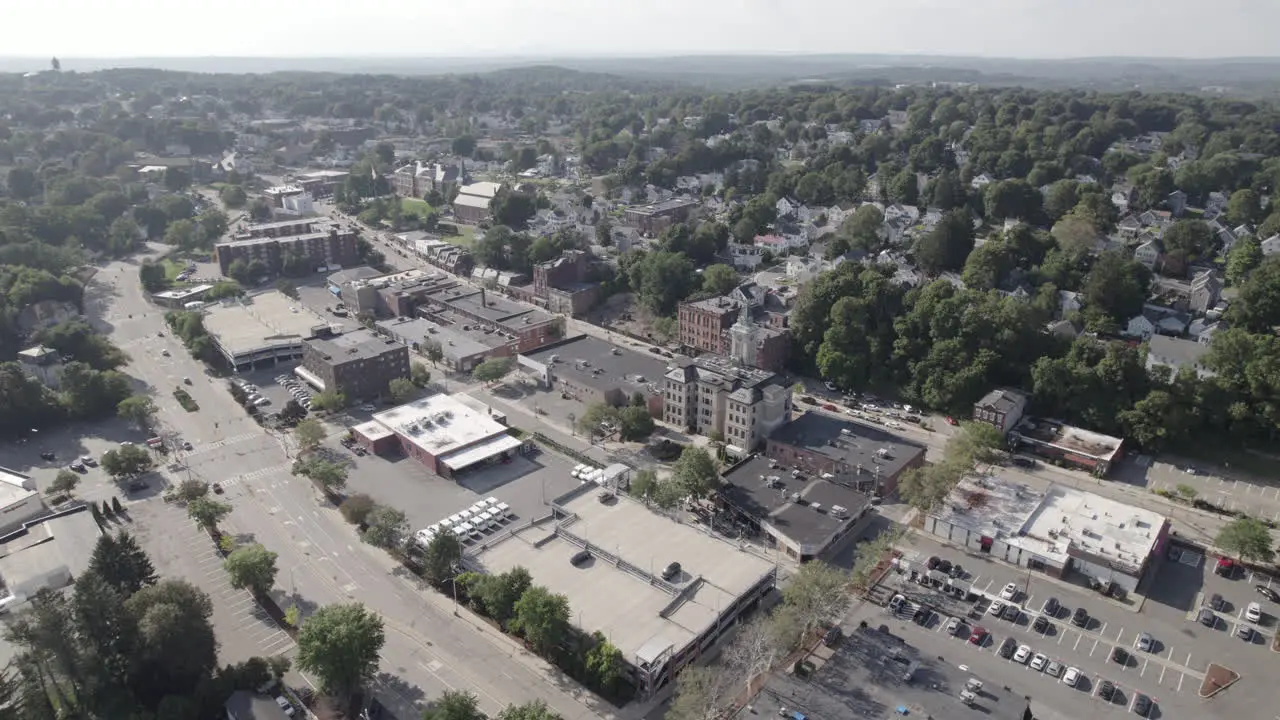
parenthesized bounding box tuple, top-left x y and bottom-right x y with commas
(459, 181, 502, 199)
(628, 197, 698, 215)
(0, 467, 36, 509)
(375, 316, 509, 361)
(306, 328, 403, 364)
(0, 508, 101, 603)
(976, 388, 1026, 413)
(225, 690, 292, 720)
(767, 412, 926, 479)
(1011, 417, 1123, 463)
(220, 230, 338, 249)
(471, 489, 775, 665)
(721, 455, 871, 549)
(932, 475, 1165, 569)
(454, 194, 492, 210)
(153, 284, 214, 301)
(326, 266, 384, 286)
(204, 291, 333, 357)
(370, 393, 510, 459)
(522, 335, 669, 395)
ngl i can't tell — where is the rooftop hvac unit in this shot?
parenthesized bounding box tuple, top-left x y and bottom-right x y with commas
(789, 492, 802, 503)
(831, 504, 848, 518)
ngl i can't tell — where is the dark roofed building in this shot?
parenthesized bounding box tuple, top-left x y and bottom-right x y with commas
(624, 198, 699, 235)
(519, 335, 668, 413)
(301, 328, 410, 401)
(972, 388, 1028, 435)
(765, 412, 925, 497)
(720, 455, 873, 561)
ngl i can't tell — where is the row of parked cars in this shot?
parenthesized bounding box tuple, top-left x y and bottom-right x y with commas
(274, 375, 313, 410)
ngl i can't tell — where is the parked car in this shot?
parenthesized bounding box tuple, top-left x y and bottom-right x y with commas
(1062, 666, 1081, 688)
(1136, 632, 1154, 652)
(1245, 601, 1263, 622)
(948, 563, 964, 579)
(1041, 597, 1060, 616)
(1111, 646, 1129, 665)
(969, 626, 988, 646)
(945, 617, 963, 636)
(1132, 693, 1151, 717)
(40, 451, 56, 461)
(1030, 652, 1048, 671)
(1236, 624, 1254, 641)
(275, 695, 296, 717)
(822, 626, 842, 647)
(998, 637, 1017, 659)
(988, 599, 1005, 616)
(927, 556, 941, 570)
(1209, 593, 1226, 611)
(1033, 615, 1051, 633)
(1215, 556, 1236, 577)
(1256, 585, 1280, 603)
(1098, 680, 1116, 702)
(1001, 604, 1020, 622)
(1045, 660, 1062, 678)
(1198, 608, 1217, 627)
(1012, 456, 1037, 468)
(1013, 644, 1032, 664)
(1071, 606, 1089, 627)
(1000, 582, 1019, 600)
(936, 558, 953, 574)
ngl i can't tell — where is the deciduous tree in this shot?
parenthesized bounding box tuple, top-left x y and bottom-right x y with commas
(223, 543, 279, 595)
(1215, 518, 1275, 565)
(510, 585, 571, 656)
(362, 505, 409, 552)
(295, 603, 385, 697)
(186, 497, 232, 531)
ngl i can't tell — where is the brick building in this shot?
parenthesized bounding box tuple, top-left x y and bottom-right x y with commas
(765, 412, 926, 497)
(529, 250, 601, 316)
(663, 355, 792, 454)
(624, 198, 699, 235)
(215, 219, 358, 276)
(390, 161, 463, 200)
(678, 283, 791, 372)
(300, 328, 410, 401)
(452, 182, 503, 224)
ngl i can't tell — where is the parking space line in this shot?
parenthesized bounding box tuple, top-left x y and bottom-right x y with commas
(1158, 665, 1166, 683)
(1165, 646, 1174, 661)
(1098, 621, 1108, 636)
(1058, 630, 1066, 644)
(1177, 672, 1185, 692)
(1140, 658, 1148, 676)
(1185, 652, 1192, 668)
(1115, 628, 1125, 644)
(1074, 634, 1083, 651)
(1089, 639, 1099, 656)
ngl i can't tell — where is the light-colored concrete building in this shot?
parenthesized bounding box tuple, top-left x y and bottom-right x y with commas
(203, 291, 337, 371)
(663, 355, 791, 455)
(923, 475, 1168, 594)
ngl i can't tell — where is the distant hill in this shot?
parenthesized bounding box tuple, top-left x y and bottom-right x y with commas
(3, 53, 1280, 95)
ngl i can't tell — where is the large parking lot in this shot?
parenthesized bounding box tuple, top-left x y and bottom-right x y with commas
(873, 532, 1279, 718)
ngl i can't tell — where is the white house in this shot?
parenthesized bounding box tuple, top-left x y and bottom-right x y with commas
(730, 244, 765, 270)
(1261, 234, 1280, 257)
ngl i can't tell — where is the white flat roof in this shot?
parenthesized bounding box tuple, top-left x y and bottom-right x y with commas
(473, 492, 774, 664)
(439, 433, 522, 470)
(154, 284, 214, 300)
(352, 420, 393, 442)
(454, 194, 491, 209)
(933, 475, 1165, 568)
(204, 291, 330, 357)
(459, 181, 502, 199)
(371, 394, 509, 459)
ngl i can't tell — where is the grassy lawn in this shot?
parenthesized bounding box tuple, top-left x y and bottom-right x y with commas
(401, 198, 437, 221)
(160, 258, 189, 281)
(443, 224, 477, 249)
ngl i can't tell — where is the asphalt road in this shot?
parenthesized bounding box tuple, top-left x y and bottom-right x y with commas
(78, 249, 618, 720)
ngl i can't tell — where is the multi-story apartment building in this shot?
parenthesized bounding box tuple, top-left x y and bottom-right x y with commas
(624, 198, 699, 235)
(663, 355, 791, 455)
(300, 328, 410, 401)
(215, 219, 358, 276)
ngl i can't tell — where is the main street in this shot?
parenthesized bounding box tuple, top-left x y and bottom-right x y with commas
(83, 250, 615, 720)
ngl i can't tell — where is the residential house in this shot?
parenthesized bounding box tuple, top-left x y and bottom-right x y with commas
(775, 197, 799, 220)
(1058, 290, 1083, 319)
(972, 388, 1028, 435)
(1261, 234, 1280, 257)
(1125, 304, 1190, 340)
(1046, 319, 1080, 340)
(970, 173, 994, 190)
(1206, 191, 1229, 215)
(1111, 184, 1137, 213)
(1146, 335, 1214, 379)
(1117, 214, 1143, 239)
(730, 243, 765, 270)
(1166, 190, 1188, 217)
(1188, 271, 1223, 314)
(1188, 318, 1221, 344)
(1134, 238, 1164, 270)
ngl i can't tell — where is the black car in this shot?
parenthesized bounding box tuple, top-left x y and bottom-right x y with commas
(1012, 456, 1037, 468)
(1111, 646, 1129, 665)
(1002, 604, 1020, 621)
(1072, 607, 1089, 627)
(661, 562, 681, 580)
(1209, 593, 1226, 611)
(1098, 680, 1116, 702)
(948, 563, 964, 579)
(936, 559, 953, 574)
(926, 556, 941, 570)
(1042, 596, 1060, 616)
(1198, 608, 1217, 627)
(1256, 584, 1280, 603)
(1033, 615, 1051, 633)
(40, 451, 56, 461)
(998, 637, 1017, 659)
(1132, 693, 1151, 717)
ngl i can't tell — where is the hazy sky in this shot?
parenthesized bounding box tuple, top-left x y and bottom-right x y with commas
(7, 0, 1279, 60)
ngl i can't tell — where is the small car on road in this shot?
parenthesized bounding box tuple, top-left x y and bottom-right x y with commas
(1256, 585, 1280, 603)
(1000, 582, 1019, 600)
(1136, 632, 1154, 652)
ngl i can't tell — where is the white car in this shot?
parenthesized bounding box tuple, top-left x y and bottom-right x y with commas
(945, 617, 963, 636)
(275, 695, 296, 717)
(1029, 652, 1048, 671)
(988, 599, 1005, 616)
(254, 397, 271, 406)
(1062, 666, 1081, 687)
(1245, 601, 1263, 622)
(1000, 582, 1019, 601)
(360, 404, 376, 412)
(1013, 644, 1032, 664)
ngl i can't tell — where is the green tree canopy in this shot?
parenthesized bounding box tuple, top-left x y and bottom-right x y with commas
(296, 603, 386, 697)
(223, 543, 279, 595)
